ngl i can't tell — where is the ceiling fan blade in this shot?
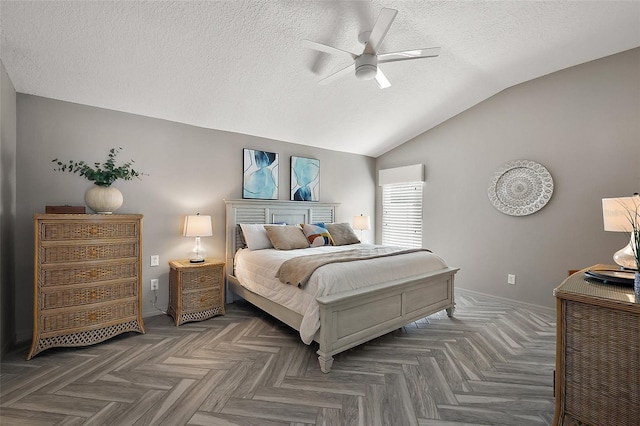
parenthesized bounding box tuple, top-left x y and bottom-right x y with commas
(302, 40, 357, 61)
(374, 68, 391, 89)
(318, 63, 355, 85)
(378, 47, 441, 64)
(364, 8, 398, 55)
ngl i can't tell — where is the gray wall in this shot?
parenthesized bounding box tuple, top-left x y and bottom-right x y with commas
(1, 60, 17, 354)
(377, 48, 640, 309)
(14, 96, 376, 342)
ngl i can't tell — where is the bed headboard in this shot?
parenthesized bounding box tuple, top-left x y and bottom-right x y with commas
(224, 199, 339, 274)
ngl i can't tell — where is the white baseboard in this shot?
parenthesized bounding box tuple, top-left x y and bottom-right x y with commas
(456, 287, 555, 315)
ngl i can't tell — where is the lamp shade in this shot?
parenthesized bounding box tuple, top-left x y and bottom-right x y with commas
(353, 214, 371, 231)
(183, 214, 213, 237)
(602, 196, 640, 232)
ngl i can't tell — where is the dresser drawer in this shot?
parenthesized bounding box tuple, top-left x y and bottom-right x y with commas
(40, 242, 138, 264)
(39, 221, 140, 241)
(182, 267, 221, 291)
(41, 298, 138, 334)
(41, 280, 138, 310)
(40, 260, 138, 287)
(182, 288, 221, 312)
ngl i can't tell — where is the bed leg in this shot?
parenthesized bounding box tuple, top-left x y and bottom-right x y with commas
(318, 353, 334, 373)
(446, 306, 455, 317)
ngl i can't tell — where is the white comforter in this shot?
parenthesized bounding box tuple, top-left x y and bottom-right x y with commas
(233, 243, 448, 344)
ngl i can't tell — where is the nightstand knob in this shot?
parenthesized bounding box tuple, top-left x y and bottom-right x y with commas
(199, 276, 206, 283)
(89, 270, 98, 278)
(90, 291, 97, 300)
(89, 313, 97, 321)
(200, 296, 206, 303)
(90, 227, 98, 235)
(89, 249, 98, 257)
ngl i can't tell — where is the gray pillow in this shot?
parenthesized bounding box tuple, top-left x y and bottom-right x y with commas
(264, 225, 310, 250)
(326, 223, 360, 245)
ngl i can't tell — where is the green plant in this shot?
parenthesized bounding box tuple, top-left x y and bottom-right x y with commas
(53, 147, 145, 187)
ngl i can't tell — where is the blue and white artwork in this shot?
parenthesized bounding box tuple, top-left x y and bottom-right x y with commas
(243, 149, 278, 200)
(291, 156, 320, 201)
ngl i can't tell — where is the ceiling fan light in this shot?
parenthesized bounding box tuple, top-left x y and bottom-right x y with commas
(355, 64, 377, 80)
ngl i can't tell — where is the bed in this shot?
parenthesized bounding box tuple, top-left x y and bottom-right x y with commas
(224, 199, 458, 373)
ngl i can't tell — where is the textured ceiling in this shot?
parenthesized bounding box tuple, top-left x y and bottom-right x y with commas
(1, 1, 639, 157)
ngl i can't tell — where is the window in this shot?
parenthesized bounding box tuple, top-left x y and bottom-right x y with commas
(382, 182, 423, 248)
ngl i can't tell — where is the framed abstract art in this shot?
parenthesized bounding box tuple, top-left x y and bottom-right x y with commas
(291, 156, 320, 201)
(243, 149, 278, 200)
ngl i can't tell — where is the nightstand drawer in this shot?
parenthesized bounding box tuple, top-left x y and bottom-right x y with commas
(41, 298, 138, 333)
(182, 288, 221, 312)
(39, 221, 140, 241)
(41, 260, 138, 287)
(41, 280, 138, 309)
(182, 268, 221, 291)
(40, 242, 138, 264)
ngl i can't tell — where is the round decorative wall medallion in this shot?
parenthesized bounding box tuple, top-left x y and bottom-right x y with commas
(488, 160, 554, 216)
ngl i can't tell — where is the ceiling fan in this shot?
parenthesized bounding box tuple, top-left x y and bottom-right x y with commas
(303, 8, 441, 89)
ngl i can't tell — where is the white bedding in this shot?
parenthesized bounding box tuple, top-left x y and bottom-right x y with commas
(233, 243, 448, 344)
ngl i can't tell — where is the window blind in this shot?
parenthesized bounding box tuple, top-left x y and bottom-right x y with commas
(382, 182, 423, 248)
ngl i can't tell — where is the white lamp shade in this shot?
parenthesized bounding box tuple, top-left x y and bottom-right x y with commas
(183, 214, 213, 237)
(353, 215, 371, 231)
(602, 196, 640, 232)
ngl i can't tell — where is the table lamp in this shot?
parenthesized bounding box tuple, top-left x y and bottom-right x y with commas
(353, 214, 371, 242)
(602, 193, 640, 270)
(183, 213, 213, 263)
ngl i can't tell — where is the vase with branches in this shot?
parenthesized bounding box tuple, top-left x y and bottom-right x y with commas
(620, 193, 640, 301)
(52, 147, 145, 213)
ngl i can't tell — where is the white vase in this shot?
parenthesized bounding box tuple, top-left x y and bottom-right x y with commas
(85, 185, 123, 214)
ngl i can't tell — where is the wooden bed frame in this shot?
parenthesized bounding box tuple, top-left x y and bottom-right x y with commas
(224, 199, 458, 373)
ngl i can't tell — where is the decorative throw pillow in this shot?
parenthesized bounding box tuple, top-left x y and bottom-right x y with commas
(239, 223, 274, 250)
(326, 223, 360, 245)
(265, 225, 310, 250)
(302, 223, 334, 247)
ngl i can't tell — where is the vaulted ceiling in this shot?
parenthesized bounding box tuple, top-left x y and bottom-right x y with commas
(2, 1, 639, 157)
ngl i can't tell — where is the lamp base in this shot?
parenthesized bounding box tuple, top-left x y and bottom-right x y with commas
(613, 237, 638, 270)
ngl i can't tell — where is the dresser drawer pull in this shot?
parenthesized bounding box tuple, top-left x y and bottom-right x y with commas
(90, 291, 97, 300)
(200, 296, 206, 302)
(90, 227, 98, 235)
(199, 276, 206, 283)
(89, 249, 98, 257)
(89, 313, 97, 321)
(89, 270, 98, 278)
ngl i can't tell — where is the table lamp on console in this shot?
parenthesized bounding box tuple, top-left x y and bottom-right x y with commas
(602, 193, 640, 270)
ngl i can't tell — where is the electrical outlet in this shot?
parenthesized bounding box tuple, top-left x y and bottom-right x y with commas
(507, 274, 516, 285)
(150, 255, 159, 267)
(150, 279, 159, 290)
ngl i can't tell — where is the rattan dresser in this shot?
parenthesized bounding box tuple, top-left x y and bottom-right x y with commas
(28, 214, 145, 360)
(168, 259, 225, 326)
(553, 265, 639, 426)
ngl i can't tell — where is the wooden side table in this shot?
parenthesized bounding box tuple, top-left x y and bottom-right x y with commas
(168, 259, 225, 326)
(553, 264, 639, 426)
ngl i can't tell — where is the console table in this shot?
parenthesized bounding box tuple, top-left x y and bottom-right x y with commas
(553, 265, 639, 426)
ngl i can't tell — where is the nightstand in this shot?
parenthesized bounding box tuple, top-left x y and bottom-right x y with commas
(553, 265, 639, 426)
(167, 259, 225, 326)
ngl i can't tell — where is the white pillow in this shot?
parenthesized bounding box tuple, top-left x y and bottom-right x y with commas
(239, 224, 273, 250)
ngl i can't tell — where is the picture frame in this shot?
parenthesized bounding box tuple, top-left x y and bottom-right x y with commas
(243, 149, 279, 200)
(291, 156, 320, 201)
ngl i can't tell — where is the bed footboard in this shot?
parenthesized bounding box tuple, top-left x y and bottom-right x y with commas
(314, 267, 457, 373)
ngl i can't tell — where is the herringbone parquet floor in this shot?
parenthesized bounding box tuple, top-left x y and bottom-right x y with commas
(0, 290, 556, 425)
